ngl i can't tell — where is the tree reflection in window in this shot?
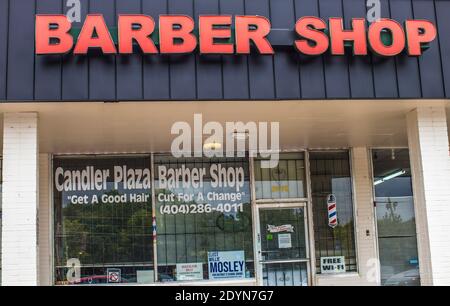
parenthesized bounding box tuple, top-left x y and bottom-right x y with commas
(54, 156, 153, 285)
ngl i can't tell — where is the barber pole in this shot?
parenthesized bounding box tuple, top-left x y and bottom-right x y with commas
(327, 194, 338, 229)
(152, 216, 157, 239)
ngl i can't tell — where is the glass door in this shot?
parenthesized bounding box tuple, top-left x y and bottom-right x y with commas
(257, 204, 310, 286)
(372, 149, 420, 286)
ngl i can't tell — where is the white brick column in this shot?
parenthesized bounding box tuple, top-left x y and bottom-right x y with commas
(351, 147, 379, 285)
(407, 106, 450, 286)
(1, 113, 39, 286)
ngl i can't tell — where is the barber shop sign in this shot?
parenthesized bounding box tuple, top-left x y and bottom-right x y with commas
(35, 14, 436, 57)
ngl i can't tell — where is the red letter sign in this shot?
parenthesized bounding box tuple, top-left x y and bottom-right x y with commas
(294, 17, 329, 55)
(405, 20, 437, 56)
(36, 15, 73, 54)
(368, 19, 405, 56)
(329, 17, 367, 55)
(235, 16, 274, 54)
(118, 15, 158, 54)
(159, 15, 197, 53)
(74, 14, 117, 54)
(199, 15, 233, 54)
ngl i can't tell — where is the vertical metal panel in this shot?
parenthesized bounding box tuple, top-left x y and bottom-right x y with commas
(319, 0, 351, 98)
(435, 0, 450, 98)
(7, 0, 35, 100)
(195, 0, 223, 99)
(294, 0, 326, 99)
(2, 0, 450, 102)
(412, 0, 445, 98)
(35, 0, 62, 100)
(89, 0, 117, 101)
(371, 0, 398, 98)
(390, 0, 421, 98)
(168, 0, 197, 100)
(343, 0, 374, 98)
(220, 0, 249, 100)
(62, 0, 89, 101)
(271, 0, 300, 99)
(0, 0, 8, 100)
(116, 0, 143, 100)
(245, 0, 275, 99)
(142, 0, 170, 100)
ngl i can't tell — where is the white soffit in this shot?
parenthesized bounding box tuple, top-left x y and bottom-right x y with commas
(0, 99, 448, 154)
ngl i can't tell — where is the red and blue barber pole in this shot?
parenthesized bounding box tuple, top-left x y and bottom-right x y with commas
(327, 194, 338, 228)
(152, 216, 157, 239)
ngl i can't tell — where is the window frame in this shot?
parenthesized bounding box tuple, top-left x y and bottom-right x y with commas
(253, 150, 309, 203)
(153, 153, 255, 282)
(49, 149, 360, 285)
(254, 201, 311, 286)
(368, 146, 419, 286)
(308, 149, 359, 276)
(50, 153, 259, 286)
(51, 153, 154, 285)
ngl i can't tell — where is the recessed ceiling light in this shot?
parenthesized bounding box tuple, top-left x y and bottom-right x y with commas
(203, 142, 222, 150)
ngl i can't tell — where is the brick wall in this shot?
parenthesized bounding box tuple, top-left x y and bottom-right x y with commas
(1, 113, 38, 286)
(407, 106, 450, 286)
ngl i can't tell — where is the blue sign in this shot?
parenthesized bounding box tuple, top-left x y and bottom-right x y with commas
(207, 251, 245, 280)
(409, 258, 419, 265)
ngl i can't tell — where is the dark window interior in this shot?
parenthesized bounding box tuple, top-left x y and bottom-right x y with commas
(310, 151, 357, 273)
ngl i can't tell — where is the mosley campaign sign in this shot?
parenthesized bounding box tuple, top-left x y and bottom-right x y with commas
(208, 251, 245, 280)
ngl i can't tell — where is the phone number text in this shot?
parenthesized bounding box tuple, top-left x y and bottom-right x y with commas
(159, 203, 244, 215)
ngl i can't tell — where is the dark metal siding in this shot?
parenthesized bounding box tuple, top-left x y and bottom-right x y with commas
(391, 0, 422, 98)
(0, 0, 9, 100)
(0, 0, 449, 102)
(7, 1, 36, 100)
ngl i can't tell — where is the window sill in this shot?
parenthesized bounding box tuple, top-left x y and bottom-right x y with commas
(314, 272, 379, 286)
(316, 272, 359, 279)
(61, 278, 258, 286)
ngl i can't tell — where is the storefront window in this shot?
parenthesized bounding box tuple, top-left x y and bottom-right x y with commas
(372, 149, 420, 286)
(154, 156, 254, 282)
(254, 153, 306, 200)
(0, 158, 2, 284)
(54, 156, 153, 285)
(310, 151, 357, 273)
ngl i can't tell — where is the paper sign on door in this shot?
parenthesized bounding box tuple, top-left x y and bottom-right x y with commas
(278, 233, 292, 248)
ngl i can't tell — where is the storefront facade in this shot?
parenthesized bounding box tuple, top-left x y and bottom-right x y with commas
(1, 0, 450, 286)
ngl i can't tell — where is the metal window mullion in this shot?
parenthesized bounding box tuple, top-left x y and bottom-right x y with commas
(173, 160, 178, 267)
(249, 156, 262, 285)
(368, 148, 381, 284)
(321, 160, 330, 260)
(150, 153, 158, 282)
(259, 160, 264, 199)
(232, 160, 238, 253)
(183, 189, 188, 265)
(256, 197, 309, 204)
(274, 265, 278, 286)
(131, 159, 136, 272)
(331, 157, 338, 257)
(305, 150, 315, 285)
(293, 159, 299, 198)
(347, 149, 358, 272)
(343, 153, 353, 267)
(194, 159, 199, 264)
(291, 262, 294, 286)
(50, 154, 56, 285)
